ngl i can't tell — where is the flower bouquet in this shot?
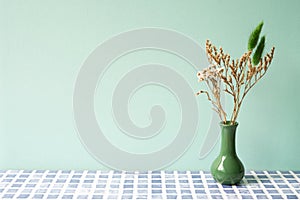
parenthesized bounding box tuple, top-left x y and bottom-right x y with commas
(197, 22, 275, 185)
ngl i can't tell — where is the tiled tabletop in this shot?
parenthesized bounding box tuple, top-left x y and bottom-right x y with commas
(0, 170, 299, 199)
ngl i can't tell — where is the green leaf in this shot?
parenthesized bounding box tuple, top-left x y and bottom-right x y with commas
(248, 21, 264, 51)
(252, 35, 266, 65)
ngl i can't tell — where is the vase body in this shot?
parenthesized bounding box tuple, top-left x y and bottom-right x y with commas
(210, 121, 244, 185)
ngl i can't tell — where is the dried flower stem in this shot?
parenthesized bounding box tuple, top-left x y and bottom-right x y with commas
(197, 40, 275, 124)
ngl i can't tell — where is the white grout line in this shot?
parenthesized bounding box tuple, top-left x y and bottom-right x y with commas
(200, 171, 212, 199)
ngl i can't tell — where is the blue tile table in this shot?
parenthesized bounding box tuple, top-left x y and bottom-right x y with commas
(0, 170, 299, 199)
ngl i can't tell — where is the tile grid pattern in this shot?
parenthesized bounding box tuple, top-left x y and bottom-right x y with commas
(0, 170, 299, 199)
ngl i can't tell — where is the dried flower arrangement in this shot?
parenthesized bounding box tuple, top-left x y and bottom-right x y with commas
(196, 22, 275, 124)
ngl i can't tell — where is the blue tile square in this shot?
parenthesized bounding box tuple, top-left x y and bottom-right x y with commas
(138, 189, 147, 193)
(63, 188, 74, 193)
(123, 190, 133, 194)
(138, 184, 147, 188)
(35, 170, 45, 173)
(110, 184, 119, 188)
(152, 189, 162, 193)
(282, 189, 293, 194)
(193, 179, 202, 183)
(138, 175, 147, 178)
(152, 175, 161, 178)
(70, 179, 80, 183)
(62, 194, 73, 199)
(166, 189, 176, 193)
(208, 184, 218, 188)
(92, 195, 103, 199)
(270, 195, 284, 199)
(21, 188, 32, 193)
(196, 194, 208, 199)
(274, 179, 285, 183)
(122, 195, 133, 199)
(253, 189, 264, 194)
(271, 175, 281, 179)
(179, 180, 188, 183)
(209, 189, 220, 194)
(195, 189, 206, 194)
(7, 188, 18, 193)
(125, 180, 133, 183)
(6, 174, 16, 177)
(281, 171, 291, 174)
(123, 184, 133, 188)
(12, 184, 22, 187)
(181, 189, 191, 194)
(286, 195, 298, 199)
(244, 175, 255, 179)
(241, 195, 254, 199)
(3, 194, 15, 198)
(166, 179, 175, 183)
(267, 189, 279, 194)
(182, 195, 193, 199)
(86, 175, 95, 178)
(194, 184, 204, 188)
(211, 195, 223, 199)
(166, 184, 175, 188)
(238, 189, 250, 194)
(107, 195, 118, 200)
(17, 194, 30, 198)
(255, 171, 265, 174)
(47, 194, 59, 199)
(256, 195, 268, 199)
(224, 189, 235, 194)
(48, 170, 58, 173)
(56, 179, 66, 183)
(2, 179, 13, 182)
(36, 189, 47, 193)
(96, 184, 105, 188)
(77, 195, 88, 199)
(257, 175, 268, 179)
(42, 179, 53, 183)
(288, 180, 298, 184)
(264, 184, 275, 188)
(151, 195, 163, 199)
(278, 184, 289, 188)
(50, 189, 61, 193)
(267, 171, 278, 174)
(166, 195, 177, 199)
(67, 184, 78, 188)
(82, 184, 92, 188)
(33, 194, 44, 199)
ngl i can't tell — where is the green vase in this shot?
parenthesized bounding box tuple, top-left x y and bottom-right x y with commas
(210, 121, 244, 185)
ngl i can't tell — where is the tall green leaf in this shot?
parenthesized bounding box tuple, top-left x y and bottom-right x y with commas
(248, 21, 264, 51)
(252, 35, 266, 65)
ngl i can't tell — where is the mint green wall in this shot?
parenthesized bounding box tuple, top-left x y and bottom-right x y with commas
(0, 0, 299, 170)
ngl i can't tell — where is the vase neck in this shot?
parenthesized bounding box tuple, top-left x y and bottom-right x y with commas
(220, 124, 238, 156)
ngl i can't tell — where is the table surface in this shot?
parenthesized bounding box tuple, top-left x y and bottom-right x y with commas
(0, 170, 300, 199)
